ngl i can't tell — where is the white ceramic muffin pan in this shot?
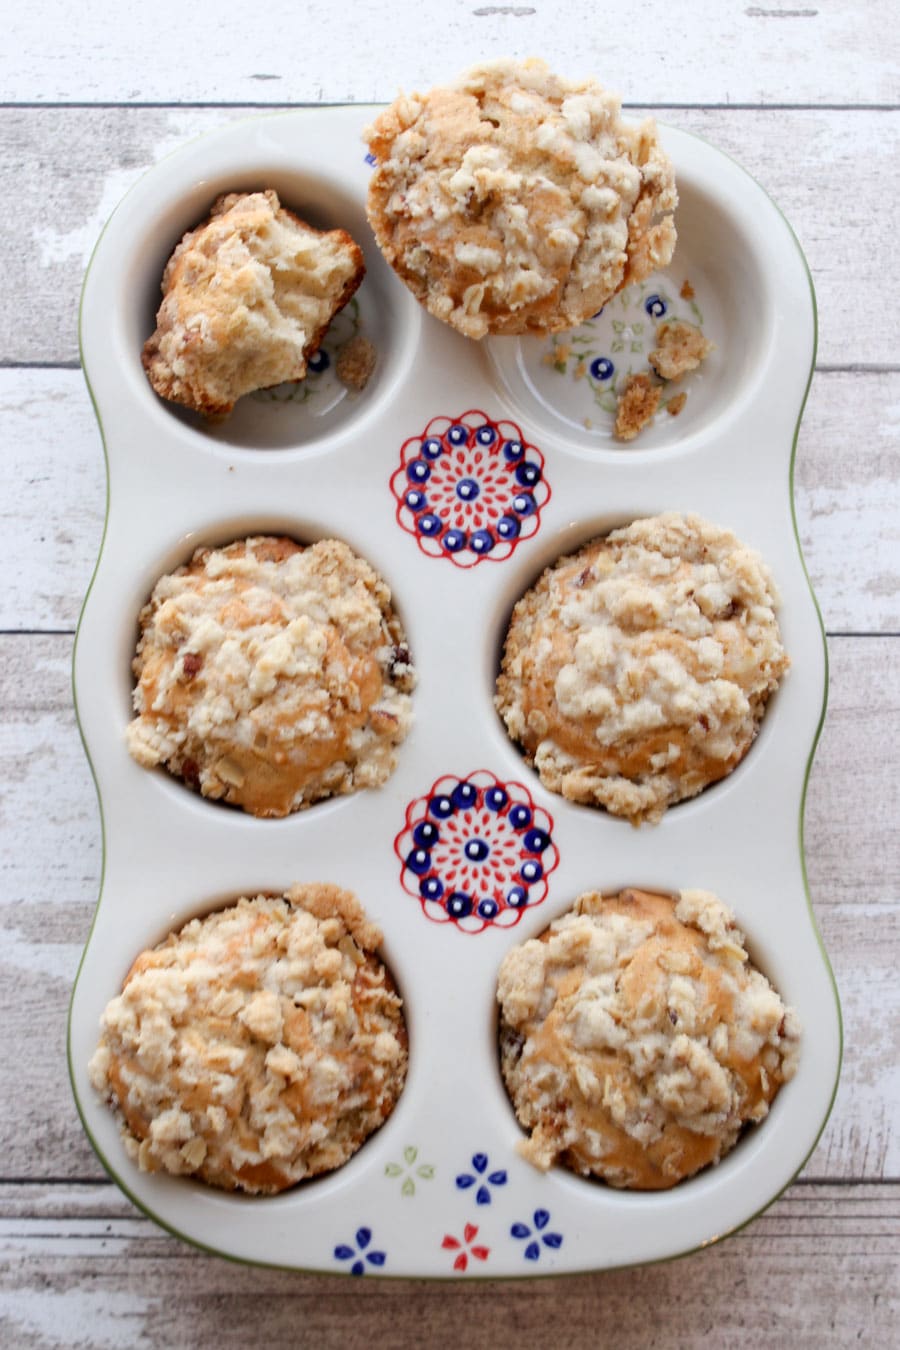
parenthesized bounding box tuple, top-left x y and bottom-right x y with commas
(71, 106, 841, 1276)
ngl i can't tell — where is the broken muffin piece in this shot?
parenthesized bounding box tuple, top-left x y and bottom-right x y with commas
(649, 320, 714, 382)
(142, 190, 364, 417)
(614, 372, 662, 441)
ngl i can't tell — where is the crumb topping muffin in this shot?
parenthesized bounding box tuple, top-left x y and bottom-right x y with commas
(498, 887, 800, 1189)
(495, 513, 789, 825)
(126, 535, 415, 817)
(364, 58, 677, 339)
(142, 189, 364, 416)
(89, 884, 408, 1193)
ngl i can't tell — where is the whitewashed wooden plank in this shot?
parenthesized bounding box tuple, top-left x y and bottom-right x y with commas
(807, 907, 900, 1179)
(804, 637, 900, 906)
(0, 1183, 896, 1349)
(4, 0, 899, 107)
(794, 372, 900, 635)
(2, 367, 897, 636)
(0, 372, 106, 632)
(0, 635, 896, 1181)
(2, 106, 899, 368)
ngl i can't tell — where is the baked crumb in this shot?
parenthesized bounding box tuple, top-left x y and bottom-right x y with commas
(142, 190, 364, 417)
(614, 372, 661, 441)
(89, 885, 408, 1194)
(649, 320, 713, 382)
(497, 887, 800, 1189)
(667, 391, 687, 416)
(336, 334, 377, 390)
(680, 279, 695, 300)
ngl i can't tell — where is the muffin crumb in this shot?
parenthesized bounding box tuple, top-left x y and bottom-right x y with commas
(649, 320, 713, 382)
(336, 334, 377, 390)
(667, 391, 688, 416)
(614, 372, 661, 441)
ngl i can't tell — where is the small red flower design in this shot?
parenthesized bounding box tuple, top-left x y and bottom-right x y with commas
(390, 410, 550, 567)
(442, 1223, 490, 1272)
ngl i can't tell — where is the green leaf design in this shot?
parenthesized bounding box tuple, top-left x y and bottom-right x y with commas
(385, 1145, 435, 1196)
(631, 341, 643, 353)
(612, 319, 625, 333)
(611, 340, 625, 353)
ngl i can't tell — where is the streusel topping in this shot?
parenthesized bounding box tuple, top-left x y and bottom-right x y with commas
(127, 536, 415, 817)
(89, 885, 408, 1194)
(365, 59, 677, 338)
(496, 513, 789, 824)
(498, 887, 800, 1188)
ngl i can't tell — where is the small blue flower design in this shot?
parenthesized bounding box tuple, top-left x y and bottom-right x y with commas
(456, 1153, 508, 1205)
(364, 151, 377, 166)
(511, 1209, 564, 1262)
(644, 293, 667, 318)
(307, 348, 330, 374)
(334, 1227, 387, 1276)
(589, 356, 615, 382)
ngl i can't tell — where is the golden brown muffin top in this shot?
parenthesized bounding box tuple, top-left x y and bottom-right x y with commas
(498, 887, 800, 1189)
(495, 513, 789, 824)
(365, 58, 676, 338)
(127, 536, 415, 817)
(89, 884, 408, 1194)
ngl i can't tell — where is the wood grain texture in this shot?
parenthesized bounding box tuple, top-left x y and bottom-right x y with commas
(4, 0, 899, 106)
(3, 105, 900, 367)
(0, 1183, 896, 1349)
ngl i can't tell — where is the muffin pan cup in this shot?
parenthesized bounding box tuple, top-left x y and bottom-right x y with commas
(71, 107, 840, 1275)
